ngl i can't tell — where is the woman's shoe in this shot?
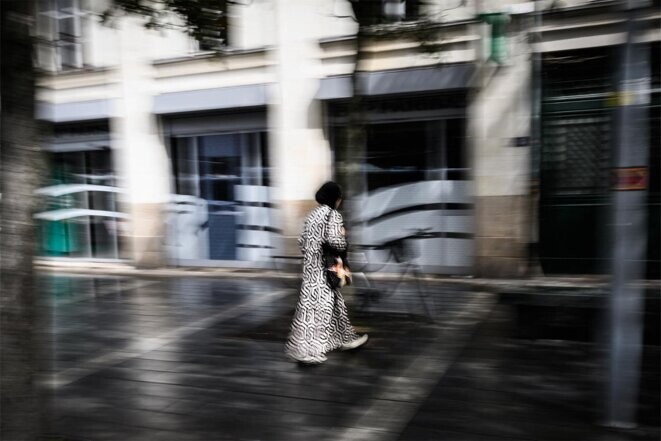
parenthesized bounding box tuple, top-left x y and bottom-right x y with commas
(340, 334, 368, 351)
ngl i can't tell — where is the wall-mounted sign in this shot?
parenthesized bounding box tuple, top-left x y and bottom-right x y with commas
(612, 167, 648, 191)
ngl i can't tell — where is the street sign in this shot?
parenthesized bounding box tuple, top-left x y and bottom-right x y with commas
(612, 167, 648, 191)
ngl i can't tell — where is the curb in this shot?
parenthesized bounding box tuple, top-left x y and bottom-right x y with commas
(35, 261, 660, 291)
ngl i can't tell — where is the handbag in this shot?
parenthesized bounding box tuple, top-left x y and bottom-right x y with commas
(321, 210, 351, 289)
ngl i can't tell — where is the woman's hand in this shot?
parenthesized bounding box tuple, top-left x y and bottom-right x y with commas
(331, 257, 351, 287)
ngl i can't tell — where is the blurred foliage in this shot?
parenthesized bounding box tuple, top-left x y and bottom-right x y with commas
(101, 0, 241, 48)
(349, 0, 459, 56)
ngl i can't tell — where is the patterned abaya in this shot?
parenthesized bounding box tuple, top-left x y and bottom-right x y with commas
(285, 204, 359, 362)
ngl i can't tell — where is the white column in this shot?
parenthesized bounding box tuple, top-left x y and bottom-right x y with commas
(468, 20, 532, 277)
(269, 0, 332, 254)
(112, 16, 171, 268)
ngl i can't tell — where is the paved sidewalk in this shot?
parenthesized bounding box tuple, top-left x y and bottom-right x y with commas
(36, 274, 659, 441)
(398, 303, 660, 441)
(37, 275, 495, 441)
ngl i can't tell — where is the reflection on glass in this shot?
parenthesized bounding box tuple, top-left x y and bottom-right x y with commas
(39, 148, 121, 259)
(199, 134, 241, 205)
(365, 119, 467, 191)
(90, 216, 117, 258)
(170, 132, 270, 261)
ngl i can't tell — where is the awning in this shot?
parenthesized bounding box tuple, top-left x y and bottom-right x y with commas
(37, 99, 113, 123)
(153, 83, 269, 115)
(316, 63, 476, 100)
(46, 139, 109, 152)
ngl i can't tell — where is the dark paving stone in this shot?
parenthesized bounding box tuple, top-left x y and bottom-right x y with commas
(38, 274, 471, 441)
(398, 425, 533, 441)
(397, 305, 660, 441)
(35, 274, 659, 441)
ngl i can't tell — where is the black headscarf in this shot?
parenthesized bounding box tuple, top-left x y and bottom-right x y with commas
(315, 181, 342, 208)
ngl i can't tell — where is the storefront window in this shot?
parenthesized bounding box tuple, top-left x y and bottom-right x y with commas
(364, 119, 467, 192)
(366, 121, 427, 191)
(170, 131, 270, 261)
(199, 135, 241, 205)
(445, 118, 466, 179)
(326, 94, 471, 274)
(38, 147, 121, 259)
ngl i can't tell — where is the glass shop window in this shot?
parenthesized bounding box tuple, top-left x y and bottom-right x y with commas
(170, 131, 270, 200)
(364, 118, 467, 192)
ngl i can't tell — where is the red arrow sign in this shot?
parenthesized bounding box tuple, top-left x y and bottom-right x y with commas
(612, 167, 648, 191)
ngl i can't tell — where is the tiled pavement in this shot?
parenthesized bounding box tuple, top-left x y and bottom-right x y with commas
(397, 304, 660, 441)
(36, 275, 659, 441)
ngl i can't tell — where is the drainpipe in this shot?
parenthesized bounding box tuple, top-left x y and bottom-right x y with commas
(477, 12, 509, 65)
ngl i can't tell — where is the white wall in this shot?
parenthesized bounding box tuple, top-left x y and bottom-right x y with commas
(316, 0, 359, 40)
(268, 0, 337, 247)
(77, 0, 357, 69)
(229, 0, 275, 49)
(81, 0, 120, 68)
(469, 21, 531, 197)
(112, 16, 171, 206)
(425, 0, 476, 22)
(80, 2, 202, 69)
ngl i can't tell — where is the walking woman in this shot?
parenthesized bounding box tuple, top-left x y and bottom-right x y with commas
(285, 181, 368, 364)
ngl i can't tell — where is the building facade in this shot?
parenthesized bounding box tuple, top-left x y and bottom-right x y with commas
(34, 0, 660, 277)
